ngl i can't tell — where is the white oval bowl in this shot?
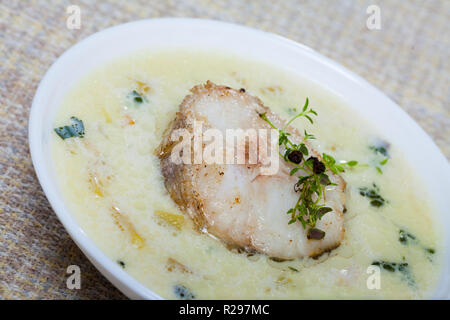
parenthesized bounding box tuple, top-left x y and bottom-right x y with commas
(29, 18, 450, 299)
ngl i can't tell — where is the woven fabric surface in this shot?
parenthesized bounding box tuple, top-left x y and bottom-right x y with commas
(0, 0, 448, 299)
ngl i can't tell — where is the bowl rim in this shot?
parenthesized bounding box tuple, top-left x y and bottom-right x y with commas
(28, 17, 450, 299)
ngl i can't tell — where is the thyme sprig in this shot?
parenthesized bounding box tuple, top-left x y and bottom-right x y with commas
(259, 98, 360, 240)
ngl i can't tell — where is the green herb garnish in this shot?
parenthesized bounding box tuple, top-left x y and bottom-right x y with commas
(54, 116, 85, 140)
(399, 229, 416, 244)
(259, 98, 360, 239)
(369, 145, 389, 157)
(129, 90, 146, 104)
(372, 260, 415, 286)
(399, 229, 435, 261)
(359, 183, 387, 207)
(370, 143, 389, 174)
(174, 284, 195, 300)
(117, 260, 126, 268)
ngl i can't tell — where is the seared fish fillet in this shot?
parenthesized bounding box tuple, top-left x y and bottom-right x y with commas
(158, 81, 345, 259)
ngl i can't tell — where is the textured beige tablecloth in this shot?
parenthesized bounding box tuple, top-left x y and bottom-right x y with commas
(0, 0, 449, 300)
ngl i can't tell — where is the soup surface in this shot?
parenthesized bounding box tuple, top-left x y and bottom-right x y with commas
(51, 50, 443, 299)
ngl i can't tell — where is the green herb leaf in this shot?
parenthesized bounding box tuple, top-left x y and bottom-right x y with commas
(347, 160, 358, 166)
(399, 229, 416, 244)
(317, 207, 333, 219)
(302, 98, 309, 112)
(174, 285, 195, 300)
(399, 229, 435, 261)
(369, 143, 389, 174)
(54, 116, 85, 140)
(372, 260, 415, 287)
(359, 185, 387, 207)
(303, 130, 315, 140)
(129, 90, 147, 105)
(304, 115, 313, 124)
(299, 143, 309, 156)
(369, 144, 389, 157)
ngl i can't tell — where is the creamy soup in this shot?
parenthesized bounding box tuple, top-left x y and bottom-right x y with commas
(51, 50, 443, 299)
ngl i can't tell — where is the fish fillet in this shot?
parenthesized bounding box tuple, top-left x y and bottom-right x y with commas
(157, 81, 345, 259)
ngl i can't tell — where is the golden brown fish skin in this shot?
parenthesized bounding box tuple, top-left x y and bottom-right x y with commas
(157, 81, 345, 258)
